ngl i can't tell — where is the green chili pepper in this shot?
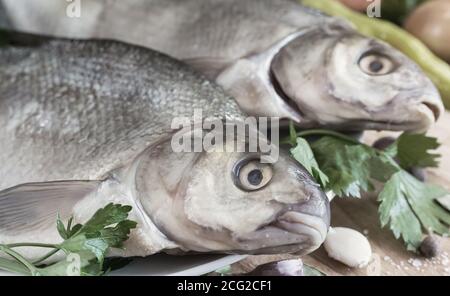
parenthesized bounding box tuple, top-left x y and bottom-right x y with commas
(302, 0, 450, 109)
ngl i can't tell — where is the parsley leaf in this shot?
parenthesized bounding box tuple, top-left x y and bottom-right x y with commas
(378, 172, 423, 250)
(392, 133, 441, 169)
(396, 172, 450, 234)
(303, 264, 325, 276)
(56, 214, 69, 240)
(290, 137, 329, 187)
(59, 204, 137, 265)
(310, 136, 397, 197)
(287, 129, 449, 252)
(0, 203, 137, 276)
(378, 171, 449, 250)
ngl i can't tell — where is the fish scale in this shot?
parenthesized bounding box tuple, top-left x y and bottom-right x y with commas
(0, 39, 243, 190)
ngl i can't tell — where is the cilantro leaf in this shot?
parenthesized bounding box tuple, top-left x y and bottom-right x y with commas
(399, 172, 450, 235)
(80, 203, 133, 234)
(56, 214, 69, 240)
(286, 129, 449, 252)
(393, 133, 441, 169)
(378, 171, 449, 250)
(290, 137, 329, 187)
(378, 172, 423, 250)
(288, 121, 298, 147)
(368, 155, 399, 183)
(311, 136, 397, 197)
(59, 204, 137, 265)
(303, 264, 325, 276)
(83, 220, 137, 264)
(0, 203, 137, 276)
(37, 251, 96, 276)
(38, 253, 131, 276)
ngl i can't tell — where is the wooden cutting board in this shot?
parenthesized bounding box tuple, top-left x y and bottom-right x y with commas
(231, 112, 450, 276)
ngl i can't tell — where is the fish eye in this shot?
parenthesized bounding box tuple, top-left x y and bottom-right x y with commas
(359, 53, 395, 76)
(232, 158, 273, 191)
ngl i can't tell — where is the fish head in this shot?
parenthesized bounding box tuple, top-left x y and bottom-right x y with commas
(271, 23, 444, 132)
(135, 122, 330, 255)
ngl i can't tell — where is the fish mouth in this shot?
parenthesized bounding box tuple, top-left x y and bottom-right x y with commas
(299, 100, 442, 133)
(374, 92, 444, 133)
(270, 67, 443, 132)
(366, 99, 443, 133)
(324, 119, 421, 132)
(233, 212, 329, 255)
(274, 211, 329, 253)
(421, 102, 441, 122)
(406, 102, 441, 133)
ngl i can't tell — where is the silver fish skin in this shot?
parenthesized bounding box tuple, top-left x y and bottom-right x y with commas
(0, 0, 444, 132)
(0, 39, 330, 261)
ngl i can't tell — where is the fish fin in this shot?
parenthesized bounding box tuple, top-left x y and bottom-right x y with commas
(183, 57, 231, 79)
(0, 180, 100, 233)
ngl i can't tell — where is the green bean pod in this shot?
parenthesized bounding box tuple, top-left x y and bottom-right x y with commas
(302, 0, 450, 109)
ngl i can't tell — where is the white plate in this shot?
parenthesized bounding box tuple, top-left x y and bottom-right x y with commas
(111, 254, 246, 276)
(0, 254, 246, 276)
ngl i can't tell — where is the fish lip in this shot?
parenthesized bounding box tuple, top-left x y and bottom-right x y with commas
(317, 103, 437, 132)
(409, 102, 438, 133)
(420, 101, 441, 122)
(274, 211, 329, 250)
(385, 91, 444, 132)
(395, 100, 442, 133)
(322, 119, 418, 132)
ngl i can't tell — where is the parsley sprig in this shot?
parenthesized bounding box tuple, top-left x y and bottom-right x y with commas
(0, 203, 137, 276)
(287, 123, 450, 250)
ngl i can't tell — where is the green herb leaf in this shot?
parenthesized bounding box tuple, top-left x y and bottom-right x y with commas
(368, 155, 399, 183)
(38, 253, 131, 276)
(0, 203, 137, 276)
(56, 214, 68, 240)
(398, 172, 450, 235)
(393, 133, 441, 169)
(378, 172, 423, 250)
(69, 224, 83, 238)
(378, 171, 450, 250)
(303, 264, 325, 276)
(59, 204, 137, 265)
(102, 257, 133, 273)
(286, 129, 449, 252)
(288, 121, 298, 147)
(290, 137, 329, 187)
(36, 251, 96, 276)
(311, 136, 397, 197)
(0, 256, 31, 275)
(81, 203, 133, 234)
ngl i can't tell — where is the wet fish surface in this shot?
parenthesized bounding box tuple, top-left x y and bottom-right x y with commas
(0, 39, 330, 260)
(0, 0, 444, 132)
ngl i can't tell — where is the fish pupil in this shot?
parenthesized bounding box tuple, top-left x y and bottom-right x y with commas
(248, 169, 263, 186)
(369, 60, 383, 73)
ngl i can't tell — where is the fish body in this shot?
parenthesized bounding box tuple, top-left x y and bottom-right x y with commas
(0, 39, 330, 260)
(0, 0, 444, 132)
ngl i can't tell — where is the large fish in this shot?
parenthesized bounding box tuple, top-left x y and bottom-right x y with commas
(0, 39, 330, 260)
(0, 0, 444, 132)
